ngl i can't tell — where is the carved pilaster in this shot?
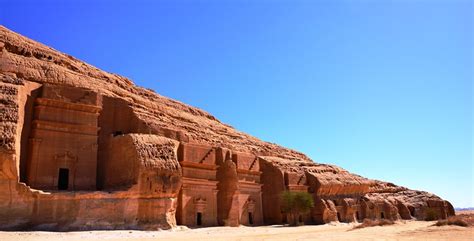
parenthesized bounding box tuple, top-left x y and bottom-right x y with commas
(27, 138, 42, 187)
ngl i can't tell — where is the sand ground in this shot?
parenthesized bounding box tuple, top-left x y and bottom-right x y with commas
(1, 220, 473, 241)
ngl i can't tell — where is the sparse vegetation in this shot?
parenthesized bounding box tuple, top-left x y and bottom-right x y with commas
(280, 191, 314, 226)
(435, 219, 468, 227)
(352, 219, 395, 229)
(424, 208, 440, 221)
(434, 214, 473, 227)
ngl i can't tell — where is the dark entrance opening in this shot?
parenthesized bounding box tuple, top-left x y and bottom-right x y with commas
(336, 212, 341, 222)
(58, 168, 69, 190)
(113, 131, 123, 137)
(355, 211, 360, 221)
(409, 207, 415, 217)
(298, 215, 303, 223)
(248, 212, 254, 225)
(380, 212, 385, 219)
(196, 212, 202, 226)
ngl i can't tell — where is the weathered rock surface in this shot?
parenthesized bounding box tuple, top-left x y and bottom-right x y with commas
(0, 25, 454, 230)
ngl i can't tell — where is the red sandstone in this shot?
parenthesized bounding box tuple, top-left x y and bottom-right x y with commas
(0, 26, 454, 230)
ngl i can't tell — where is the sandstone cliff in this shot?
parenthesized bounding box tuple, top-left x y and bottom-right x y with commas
(0, 25, 454, 230)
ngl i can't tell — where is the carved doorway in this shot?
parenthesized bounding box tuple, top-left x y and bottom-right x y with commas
(54, 151, 77, 190)
(196, 212, 202, 226)
(58, 168, 69, 190)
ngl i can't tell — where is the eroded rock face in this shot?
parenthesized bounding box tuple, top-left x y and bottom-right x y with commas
(0, 25, 454, 230)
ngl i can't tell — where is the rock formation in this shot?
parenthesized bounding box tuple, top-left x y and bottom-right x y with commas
(0, 25, 454, 230)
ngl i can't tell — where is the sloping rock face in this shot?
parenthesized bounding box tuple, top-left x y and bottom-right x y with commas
(0, 26, 454, 230)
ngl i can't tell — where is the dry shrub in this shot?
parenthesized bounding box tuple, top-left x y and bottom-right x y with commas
(353, 219, 395, 229)
(435, 215, 473, 227)
(424, 208, 439, 221)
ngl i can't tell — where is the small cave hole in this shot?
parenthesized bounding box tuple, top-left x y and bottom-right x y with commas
(113, 131, 123, 137)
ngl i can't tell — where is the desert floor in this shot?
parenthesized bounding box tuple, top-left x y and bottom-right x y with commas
(1, 220, 473, 241)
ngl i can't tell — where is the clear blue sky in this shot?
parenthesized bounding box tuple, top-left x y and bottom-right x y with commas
(1, 0, 472, 207)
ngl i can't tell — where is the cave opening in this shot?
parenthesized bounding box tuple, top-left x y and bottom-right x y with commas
(248, 212, 254, 225)
(409, 207, 415, 217)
